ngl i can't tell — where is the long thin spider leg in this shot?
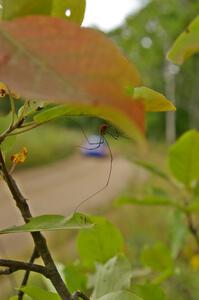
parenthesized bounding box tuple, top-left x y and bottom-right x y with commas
(76, 136, 104, 151)
(74, 136, 113, 213)
(70, 118, 105, 150)
(106, 130, 119, 140)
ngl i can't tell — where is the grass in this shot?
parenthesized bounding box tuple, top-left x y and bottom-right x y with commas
(4, 124, 83, 169)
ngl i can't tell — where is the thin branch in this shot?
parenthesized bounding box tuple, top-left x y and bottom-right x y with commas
(0, 259, 49, 277)
(186, 212, 199, 249)
(18, 248, 40, 300)
(72, 291, 90, 300)
(9, 94, 16, 129)
(0, 150, 71, 300)
(9, 123, 40, 136)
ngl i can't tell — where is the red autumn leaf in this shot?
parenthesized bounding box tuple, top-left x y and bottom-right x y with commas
(0, 16, 144, 132)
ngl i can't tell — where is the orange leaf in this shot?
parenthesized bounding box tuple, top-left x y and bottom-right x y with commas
(0, 16, 144, 132)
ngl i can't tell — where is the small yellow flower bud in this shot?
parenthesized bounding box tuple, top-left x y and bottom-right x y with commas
(11, 147, 28, 164)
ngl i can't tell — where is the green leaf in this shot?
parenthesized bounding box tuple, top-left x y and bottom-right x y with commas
(0, 213, 93, 234)
(97, 290, 143, 300)
(169, 130, 199, 186)
(141, 242, 173, 272)
(77, 216, 124, 268)
(134, 284, 167, 300)
(9, 296, 31, 300)
(133, 87, 176, 112)
(134, 160, 170, 181)
(0, 112, 12, 134)
(2, 0, 86, 24)
(52, 0, 86, 25)
(92, 255, 132, 299)
(34, 104, 145, 143)
(1, 0, 51, 20)
(167, 14, 199, 64)
(115, 196, 174, 207)
(20, 285, 60, 300)
(64, 263, 87, 294)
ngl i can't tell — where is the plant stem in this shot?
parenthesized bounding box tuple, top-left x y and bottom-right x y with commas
(185, 212, 199, 249)
(72, 291, 90, 300)
(0, 150, 71, 300)
(18, 248, 40, 300)
(0, 259, 48, 277)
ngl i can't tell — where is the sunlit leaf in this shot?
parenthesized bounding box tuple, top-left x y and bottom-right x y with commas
(0, 16, 145, 138)
(92, 255, 132, 300)
(1, 0, 86, 24)
(97, 290, 143, 300)
(0, 213, 93, 234)
(20, 285, 59, 300)
(167, 14, 199, 64)
(133, 87, 176, 112)
(77, 216, 124, 268)
(169, 130, 199, 186)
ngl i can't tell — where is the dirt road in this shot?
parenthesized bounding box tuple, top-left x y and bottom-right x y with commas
(0, 154, 145, 257)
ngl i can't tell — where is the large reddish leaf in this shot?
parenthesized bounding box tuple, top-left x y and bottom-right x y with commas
(0, 16, 144, 132)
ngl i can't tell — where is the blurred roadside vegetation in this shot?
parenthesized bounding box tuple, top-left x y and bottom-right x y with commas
(109, 0, 199, 140)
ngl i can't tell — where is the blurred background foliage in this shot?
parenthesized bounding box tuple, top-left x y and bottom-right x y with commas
(109, 0, 199, 140)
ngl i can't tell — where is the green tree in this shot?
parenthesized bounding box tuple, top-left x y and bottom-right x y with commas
(110, 0, 199, 140)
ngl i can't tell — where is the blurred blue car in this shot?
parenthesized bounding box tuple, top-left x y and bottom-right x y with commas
(80, 135, 108, 157)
